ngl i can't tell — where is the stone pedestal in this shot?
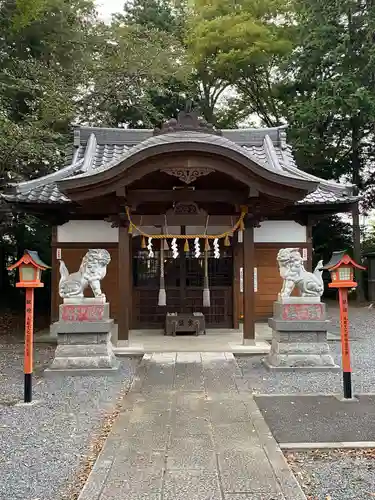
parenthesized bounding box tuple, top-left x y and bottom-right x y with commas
(263, 298, 339, 372)
(45, 298, 119, 376)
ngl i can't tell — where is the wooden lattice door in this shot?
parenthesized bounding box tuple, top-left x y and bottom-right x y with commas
(132, 237, 233, 328)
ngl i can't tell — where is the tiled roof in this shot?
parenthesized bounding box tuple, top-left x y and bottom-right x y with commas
(3, 125, 355, 207)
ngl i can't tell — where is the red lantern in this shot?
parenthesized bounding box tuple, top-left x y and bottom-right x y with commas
(8, 251, 50, 403)
(325, 251, 365, 289)
(324, 251, 366, 399)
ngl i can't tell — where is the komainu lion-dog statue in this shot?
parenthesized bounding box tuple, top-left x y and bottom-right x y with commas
(58, 249, 111, 300)
(277, 248, 324, 298)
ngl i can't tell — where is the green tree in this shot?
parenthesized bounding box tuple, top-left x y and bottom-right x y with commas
(0, 0, 99, 303)
(80, 21, 190, 127)
(110, 0, 196, 127)
(186, 0, 294, 125)
(286, 0, 375, 300)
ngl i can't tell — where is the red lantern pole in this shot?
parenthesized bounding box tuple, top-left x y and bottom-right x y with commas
(7, 251, 50, 404)
(338, 288, 352, 399)
(24, 287, 34, 403)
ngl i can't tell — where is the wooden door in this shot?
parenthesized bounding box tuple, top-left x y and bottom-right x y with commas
(132, 237, 233, 328)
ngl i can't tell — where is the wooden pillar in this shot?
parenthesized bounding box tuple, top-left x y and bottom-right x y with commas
(306, 218, 313, 272)
(232, 240, 241, 329)
(50, 226, 59, 323)
(243, 221, 255, 343)
(118, 224, 130, 341)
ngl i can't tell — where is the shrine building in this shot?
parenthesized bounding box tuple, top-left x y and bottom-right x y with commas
(4, 108, 357, 343)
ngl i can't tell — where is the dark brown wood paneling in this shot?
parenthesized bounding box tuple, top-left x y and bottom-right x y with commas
(254, 243, 310, 320)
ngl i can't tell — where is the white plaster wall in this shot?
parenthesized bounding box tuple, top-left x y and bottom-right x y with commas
(57, 220, 119, 243)
(188, 222, 306, 243)
(186, 226, 231, 235)
(57, 220, 306, 244)
(254, 221, 306, 243)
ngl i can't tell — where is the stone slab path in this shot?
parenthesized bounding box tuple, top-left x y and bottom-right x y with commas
(78, 353, 306, 500)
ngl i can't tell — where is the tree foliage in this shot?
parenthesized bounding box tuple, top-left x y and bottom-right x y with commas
(186, 0, 294, 125)
(2, 0, 375, 307)
(286, 0, 375, 191)
(81, 21, 190, 127)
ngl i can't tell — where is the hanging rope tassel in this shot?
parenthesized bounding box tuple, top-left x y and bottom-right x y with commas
(158, 240, 166, 306)
(194, 237, 201, 258)
(238, 218, 244, 243)
(147, 237, 154, 258)
(224, 234, 230, 247)
(171, 238, 178, 259)
(203, 249, 210, 307)
(204, 238, 210, 252)
(163, 239, 169, 251)
(128, 224, 133, 234)
(141, 235, 146, 249)
(184, 239, 189, 253)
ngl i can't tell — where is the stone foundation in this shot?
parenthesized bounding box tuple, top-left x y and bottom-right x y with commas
(263, 299, 339, 372)
(45, 299, 119, 376)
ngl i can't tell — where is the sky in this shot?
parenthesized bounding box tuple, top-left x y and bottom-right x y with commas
(96, 0, 125, 21)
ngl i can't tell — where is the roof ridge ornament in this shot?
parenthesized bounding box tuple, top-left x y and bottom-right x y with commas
(153, 100, 222, 136)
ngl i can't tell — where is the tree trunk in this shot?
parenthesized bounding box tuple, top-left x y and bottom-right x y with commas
(350, 119, 365, 302)
(352, 200, 365, 302)
(0, 245, 10, 301)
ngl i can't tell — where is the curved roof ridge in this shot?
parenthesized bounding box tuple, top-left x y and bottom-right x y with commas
(13, 155, 84, 194)
(222, 124, 287, 134)
(81, 133, 97, 173)
(66, 131, 307, 185)
(263, 134, 283, 171)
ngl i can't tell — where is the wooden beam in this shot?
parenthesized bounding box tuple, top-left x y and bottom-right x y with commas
(130, 214, 239, 226)
(127, 189, 247, 204)
(118, 224, 130, 341)
(243, 221, 255, 342)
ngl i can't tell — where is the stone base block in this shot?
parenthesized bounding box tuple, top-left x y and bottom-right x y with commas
(263, 331, 339, 372)
(264, 299, 339, 372)
(46, 301, 119, 376)
(46, 338, 119, 374)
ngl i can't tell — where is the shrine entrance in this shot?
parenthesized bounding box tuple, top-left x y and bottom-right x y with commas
(132, 235, 233, 329)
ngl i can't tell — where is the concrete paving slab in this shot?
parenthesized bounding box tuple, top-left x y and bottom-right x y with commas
(78, 353, 306, 500)
(255, 394, 375, 443)
(163, 470, 222, 500)
(174, 361, 205, 391)
(115, 327, 271, 354)
(167, 435, 217, 470)
(207, 400, 252, 423)
(212, 423, 261, 451)
(170, 414, 211, 437)
(99, 470, 163, 500)
(113, 447, 165, 469)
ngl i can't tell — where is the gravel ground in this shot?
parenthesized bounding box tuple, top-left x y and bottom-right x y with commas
(0, 342, 138, 500)
(286, 449, 375, 500)
(237, 303, 375, 394)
